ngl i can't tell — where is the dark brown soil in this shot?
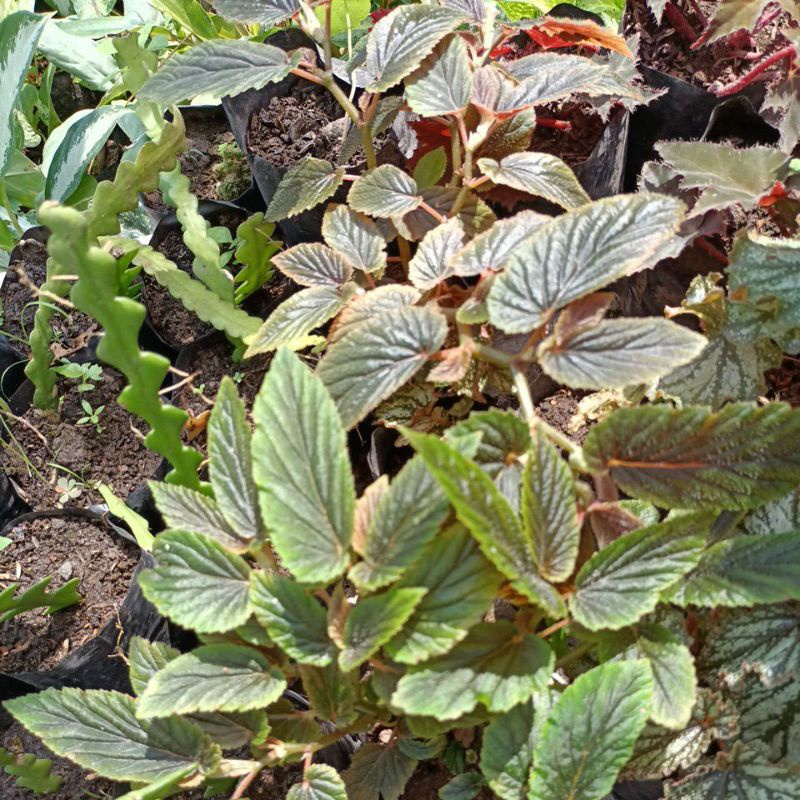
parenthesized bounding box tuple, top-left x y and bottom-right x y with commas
(176, 340, 271, 423)
(142, 109, 245, 211)
(141, 210, 245, 349)
(247, 84, 401, 170)
(528, 101, 606, 167)
(0, 516, 138, 673)
(628, 0, 794, 93)
(536, 388, 589, 444)
(248, 84, 344, 166)
(0, 722, 120, 799)
(1, 370, 162, 511)
(2, 239, 97, 355)
(399, 763, 494, 799)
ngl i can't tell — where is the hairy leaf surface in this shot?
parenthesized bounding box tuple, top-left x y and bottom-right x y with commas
(139, 40, 300, 104)
(583, 403, 800, 509)
(266, 158, 346, 222)
(138, 645, 286, 718)
(385, 524, 503, 664)
(339, 586, 426, 671)
(665, 530, 800, 607)
(365, 5, 466, 91)
(348, 164, 422, 217)
(529, 662, 653, 800)
(392, 622, 554, 720)
(139, 530, 251, 633)
(570, 512, 711, 630)
(251, 572, 334, 666)
(322, 205, 387, 273)
(252, 349, 355, 585)
(539, 317, 706, 390)
(407, 431, 566, 617)
(5, 688, 214, 783)
(487, 195, 684, 332)
(208, 377, 261, 543)
(316, 306, 447, 429)
(478, 153, 589, 210)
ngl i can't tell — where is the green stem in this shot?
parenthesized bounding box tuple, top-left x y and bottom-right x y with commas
(511, 363, 582, 459)
(448, 118, 461, 187)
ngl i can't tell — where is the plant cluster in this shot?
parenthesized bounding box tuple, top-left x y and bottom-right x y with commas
(1, 0, 800, 798)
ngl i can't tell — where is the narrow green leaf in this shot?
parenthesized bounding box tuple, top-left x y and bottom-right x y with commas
(45, 106, 126, 201)
(487, 195, 684, 333)
(569, 512, 712, 631)
(365, 5, 466, 91)
(5, 688, 215, 783)
(385, 524, 503, 664)
(339, 586, 426, 672)
(392, 622, 554, 721)
(266, 158, 346, 222)
(252, 348, 355, 585)
(138, 530, 251, 633)
(151, 0, 218, 38)
(529, 662, 653, 800)
(0, 12, 46, 177)
(134, 247, 261, 340)
(138, 644, 286, 718)
(208, 376, 261, 543)
(288, 764, 348, 800)
(316, 305, 448, 430)
(406, 431, 566, 618)
(348, 164, 422, 217)
(139, 40, 300, 105)
(665, 530, 800, 608)
(522, 429, 580, 583)
(413, 147, 448, 190)
(250, 572, 334, 666)
(583, 402, 800, 510)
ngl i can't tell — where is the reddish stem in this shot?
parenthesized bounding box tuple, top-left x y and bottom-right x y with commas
(537, 117, 572, 130)
(686, 0, 707, 26)
(715, 45, 795, 96)
(665, 1, 698, 42)
(695, 237, 729, 266)
(755, 4, 782, 32)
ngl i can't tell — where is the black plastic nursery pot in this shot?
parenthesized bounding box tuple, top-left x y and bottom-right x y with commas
(142, 199, 250, 351)
(0, 510, 186, 707)
(139, 104, 264, 225)
(624, 66, 779, 190)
